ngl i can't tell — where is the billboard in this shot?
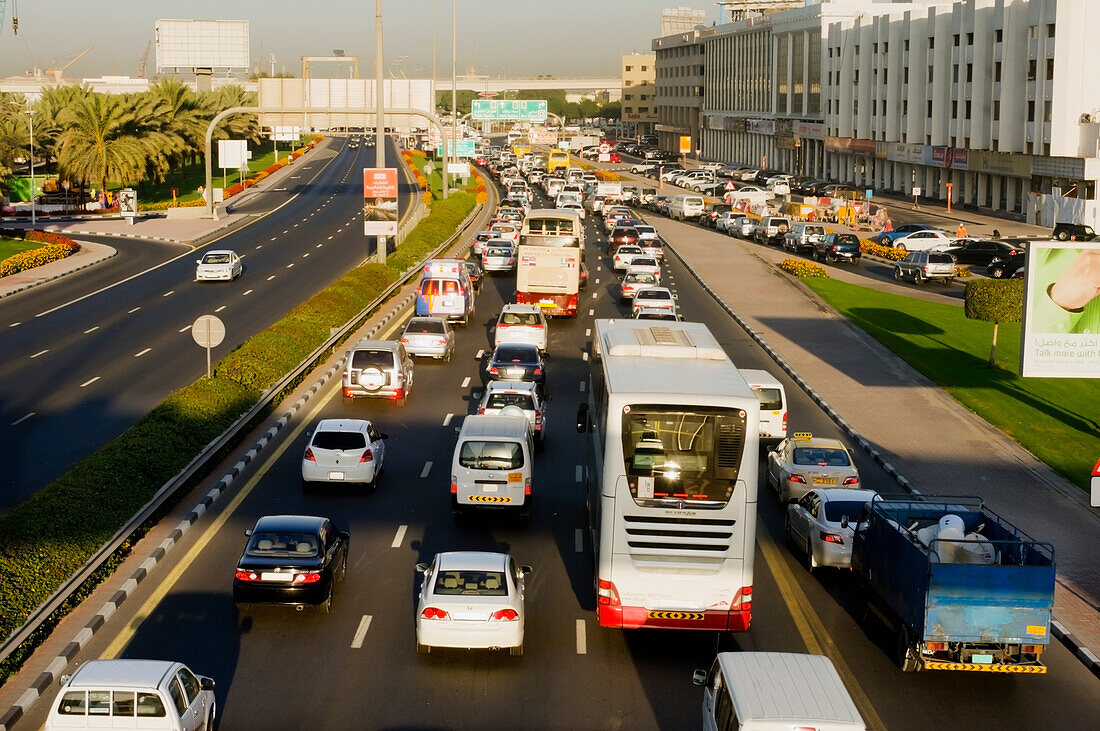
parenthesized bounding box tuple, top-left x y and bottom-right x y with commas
(258, 78, 434, 134)
(363, 168, 398, 237)
(217, 139, 248, 170)
(1019, 241, 1100, 378)
(471, 100, 548, 122)
(155, 20, 249, 71)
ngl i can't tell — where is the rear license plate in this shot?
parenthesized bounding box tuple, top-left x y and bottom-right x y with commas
(508, 368, 525, 377)
(328, 471, 345, 480)
(260, 573, 291, 582)
(451, 611, 485, 621)
(972, 654, 994, 664)
(814, 477, 837, 485)
(482, 484, 498, 492)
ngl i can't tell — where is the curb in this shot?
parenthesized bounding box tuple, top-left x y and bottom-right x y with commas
(0, 247, 118, 301)
(664, 236, 1099, 680)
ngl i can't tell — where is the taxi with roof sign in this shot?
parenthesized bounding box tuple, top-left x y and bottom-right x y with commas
(765, 432, 861, 505)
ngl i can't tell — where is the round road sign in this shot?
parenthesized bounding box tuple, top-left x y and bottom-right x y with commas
(192, 314, 226, 348)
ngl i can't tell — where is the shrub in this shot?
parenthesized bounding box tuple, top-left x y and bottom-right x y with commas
(860, 238, 908, 261)
(0, 232, 80, 277)
(780, 258, 829, 278)
(965, 278, 1023, 366)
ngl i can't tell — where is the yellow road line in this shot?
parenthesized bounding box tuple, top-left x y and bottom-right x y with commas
(756, 517, 886, 731)
(105, 307, 410, 658)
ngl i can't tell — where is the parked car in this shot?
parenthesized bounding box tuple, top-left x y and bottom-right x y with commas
(893, 251, 956, 285)
(415, 551, 531, 655)
(785, 488, 877, 572)
(890, 229, 956, 252)
(233, 514, 350, 613)
(754, 216, 791, 246)
(765, 433, 861, 505)
(724, 215, 757, 238)
(813, 232, 863, 265)
(701, 204, 735, 228)
(876, 223, 937, 247)
(494, 303, 548, 352)
(195, 249, 242, 281)
(302, 418, 388, 490)
(401, 316, 455, 361)
(938, 239, 1024, 266)
(1052, 222, 1096, 241)
(783, 223, 827, 255)
(986, 256, 1026, 279)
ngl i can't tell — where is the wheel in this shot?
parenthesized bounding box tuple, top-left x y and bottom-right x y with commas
(337, 554, 347, 583)
(416, 641, 432, 654)
(895, 243, 907, 252)
(443, 348, 452, 364)
(990, 265, 1005, 279)
(879, 235, 892, 246)
(805, 538, 818, 574)
(914, 270, 924, 285)
(896, 626, 919, 672)
(319, 584, 334, 614)
(509, 643, 524, 656)
(943, 277, 954, 286)
(893, 267, 902, 281)
(1056, 230, 1070, 241)
(207, 701, 216, 731)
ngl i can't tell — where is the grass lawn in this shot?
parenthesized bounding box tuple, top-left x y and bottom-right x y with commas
(802, 276, 1100, 491)
(0, 237, 40, 261)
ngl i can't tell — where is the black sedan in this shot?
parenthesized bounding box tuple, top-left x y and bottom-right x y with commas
(985, 256, 1026, 279)
(233, 515, 349, 614)
(485, 343, 547, 396)
(463, 259, 484, 294)
(939, 239, 1024, 266)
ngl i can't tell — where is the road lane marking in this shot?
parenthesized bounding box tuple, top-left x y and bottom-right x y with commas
(255, 245, 262, 251)
(591, 292, 597, 298)
(328, 235, 334, 240)
(316, 243, 323, 248)
(30, 349, 47, 358)
(267, 275, 276, 281)
(270, 237, 277, 242)
(128, 307, 140, 314)
(242, 289, 253, 296)
(215, 306, 227, 313)
(588, 309, 594, 316)
(582, 352, 589, 361)
(283, 230, 288, 234)
(179, 326, 191, 332)
(163, 290, 174, 297)
(585, 329, 591, 336)
(442, 413, 453, 426)
(475, 349, 484, 359)
(574, 529, 583, 553)
(134, 348, 151, 357)
(579, 381, 586, 392)
(351, 615, 373, 649)
(420, 461, 433, 478)
(11, 412, 35, 426)
(576, 619, 587, 654)
(80, 376, 101, 388)
(391, 525, 408, 548)
(103, 376, 338, 658)
(9, 322, 19, 327)
(594, 278, 600, 284)
(756, 517, 886, 731)
(461, 376, 471, 388)
(286, 263, 295, 269)
(575, 466, 583, 483)
(302, 253, 310, 258)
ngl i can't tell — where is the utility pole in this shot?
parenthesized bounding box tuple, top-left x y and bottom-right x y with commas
(375, 0, 387, 264)
(28, 104, 35, 227)
(451, 0, 457, 193)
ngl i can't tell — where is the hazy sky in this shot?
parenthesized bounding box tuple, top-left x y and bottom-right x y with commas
(0, 1, 727, 81)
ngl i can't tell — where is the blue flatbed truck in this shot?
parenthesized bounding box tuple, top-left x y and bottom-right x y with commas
(852, 496, 1055, 673)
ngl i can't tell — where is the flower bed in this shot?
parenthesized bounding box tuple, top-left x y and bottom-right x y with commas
(0, 231, 80, 277)
(859, 238, 908, 261)
(780, 258, 829, 278)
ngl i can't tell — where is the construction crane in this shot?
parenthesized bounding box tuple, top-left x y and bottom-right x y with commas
(44, 45, 93, 83)
(0, 0, 18, 35)
(137, 40, 151, 78)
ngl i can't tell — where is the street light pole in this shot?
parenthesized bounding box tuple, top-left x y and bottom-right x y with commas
(375, 0, 387, 263)
(451, 0, 456, 192)
(28, 105, 35, 227)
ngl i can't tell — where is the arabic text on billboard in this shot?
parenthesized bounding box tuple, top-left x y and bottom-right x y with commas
(363, 168, 398, 237)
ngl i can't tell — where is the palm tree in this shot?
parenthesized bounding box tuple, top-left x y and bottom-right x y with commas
(199, 85, 261, 145)
(56, 91, 148, 194)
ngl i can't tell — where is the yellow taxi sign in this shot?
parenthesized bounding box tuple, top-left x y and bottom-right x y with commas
(792, 432, 814, 440)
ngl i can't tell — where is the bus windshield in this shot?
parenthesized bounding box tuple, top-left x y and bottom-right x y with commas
(621, 407, 745, 506)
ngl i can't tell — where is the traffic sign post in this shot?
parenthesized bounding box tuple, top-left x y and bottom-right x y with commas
(192, 314, 226, 379)
(1092, 457, 1100, 507)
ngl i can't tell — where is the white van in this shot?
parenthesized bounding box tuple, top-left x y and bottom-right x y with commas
(669, 194, 706, 221)
(694, 652, 865, 731)
(45, 659, 216, 731)
(451, 414, 534, 521)
(739, 368, 787, 449)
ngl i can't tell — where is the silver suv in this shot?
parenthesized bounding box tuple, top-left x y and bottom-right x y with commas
(342, 339, 415, 403)
(893, 251, 956, 285)
(754, 216, 791, 246)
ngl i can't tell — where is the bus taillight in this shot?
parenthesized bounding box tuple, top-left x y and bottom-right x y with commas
(597, 579, 620, 607)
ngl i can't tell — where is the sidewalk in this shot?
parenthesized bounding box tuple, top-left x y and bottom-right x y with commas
(652, 214, 1100, 676)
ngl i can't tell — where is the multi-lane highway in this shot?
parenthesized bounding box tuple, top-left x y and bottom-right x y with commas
(0, 138, 415, 509)
(15, 175, 1100, 730)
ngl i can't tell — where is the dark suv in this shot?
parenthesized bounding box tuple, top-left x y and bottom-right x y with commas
(1052, 222, 1096, 241)
(608, 226, 640, 255)
(813, 233, 863, 265)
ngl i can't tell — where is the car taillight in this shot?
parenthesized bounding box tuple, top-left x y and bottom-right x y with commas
(788, 474, 807, 484)
(304, 448, 316, 462)
(597, 579, 620, 606)
(451, 477, 457, 494)
(343, 388, 353, 397)
(421, 607, 449, 620)
(525, 478, 531, 496)
(1022, 644, 1044, 655)
(491, 608, 519, 621)
(478, 407, 486, 414)
(533, 367, 542, 375)
(489, 366, 499, 375)
(293, 571, 322, 584)
(782, 412, 788, 428)
(391, 388, 404, 400)
(534, 409, 542, 425)
(438, 339, 447, 346)
(843, 476, 860, 486)
(820, 531, 844, 544)
(360, 449, 373, 463)
(235, 570, 260, 582)
(401, 337, 409, 343)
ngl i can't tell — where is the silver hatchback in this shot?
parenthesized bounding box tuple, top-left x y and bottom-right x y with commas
(401, 317, 455, 361)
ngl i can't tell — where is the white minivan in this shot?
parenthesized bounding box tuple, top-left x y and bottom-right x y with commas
(669, 194, 706, 221)
(694, 652, 865, 731)
(739, 368, 788, 449)
(451, 414, 534, 522)
(45, 659, 216, 731)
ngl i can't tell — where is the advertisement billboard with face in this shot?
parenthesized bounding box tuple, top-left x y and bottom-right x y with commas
(1020, 241, 1100, 378)
(363, 168, 399, 237)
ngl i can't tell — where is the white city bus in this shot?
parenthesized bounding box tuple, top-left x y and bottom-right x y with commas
(576, 319, 760, 631)
(517, 208, 584, 317)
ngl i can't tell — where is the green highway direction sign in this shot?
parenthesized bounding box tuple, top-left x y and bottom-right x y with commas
(471, 99, 548, 122)
(445, 139, 476, 157)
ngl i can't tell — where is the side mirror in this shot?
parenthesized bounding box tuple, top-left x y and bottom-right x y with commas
(454, 426, 461, 437)
(195, 259, 202, 265)
(576, 403, 589, 433)
(841, 515, 850, 529)
(199, 676, 216, 691)
(59, 674, 71, 687)
(244, 529, 253, 537)
(380, 432, 389, 440)
(520, 565, 533, 576)
(415, 563, 428, 573)
(692, 669, 707, 686)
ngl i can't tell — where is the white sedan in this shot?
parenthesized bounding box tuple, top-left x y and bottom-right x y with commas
(766, 433, 861, 505)
(785, 488, 876, 572)
(415, 551, 531, 655)
(890, 229, 957, 251)
(301, 418, 387, 490)
(630, 286, 677, 317)
(195, 249, 242, 281)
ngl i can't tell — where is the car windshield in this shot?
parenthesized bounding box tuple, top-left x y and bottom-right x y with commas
(407, 319, 445, 334)
(486, 393, 535, 410)
(351, 350, 393, 368)
(500, 311, 541, 326)
(246, 532, 319, 557)
(312, 431, 367, 450)
(202, 253, 230, 264)
(433, 570, 508, 596)
(823, 500, 870, 523)
(458, 440, 524, 470)
(494, 345, 538, 363)
(793, 447, 851, 467)
(621, 408, 747, 506)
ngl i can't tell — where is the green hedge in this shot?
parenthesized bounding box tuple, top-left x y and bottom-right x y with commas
(0, 190, 476, 683)
(964, 278, 1024, 323)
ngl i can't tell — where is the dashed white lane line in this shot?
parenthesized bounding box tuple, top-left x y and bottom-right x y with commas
(10, 412, 34, 426)
(215, 306, 227, 313)
(591, 292, 598, 299)
(255, 245, 262, 251)
(583, 352, 589, 361)
(286, 263, 295, 269)
(84, 326, 99, 334)
(80, 377, 100, 388)
(420, 461, 433, 478)
(9, 322, 19, 327)
(579, 381, 587, 392)
(461, 376, 471, 388)
(179, 325, 191, 333)
(585, 329, 591, 336)
(475, 349, 484, 359)
(575, 529, 583, 552)
(267, 275, 276, 281)
(576, 619, 587, 655)
(128, 307, 140, 314)
(594, 278, 600, 284)
(293, 223, 299, 228)
(328, 235, 334, 240)
(442, 413, 453, 426)
(589, 309, 595, 316)
(243, 289, 253, 296)
(134, 348, 151, 357)
(350, 615, 373, 649)
(575, 465, 583, 483)
(163, 290, 174, 297)
(30, 349, 47, 358)
(270, 237, 277, 242)
(302, 253, 310, 258)
(391, 525, 408, 549)
(283, 230, 288, 234)
(316, 243, 323, 248)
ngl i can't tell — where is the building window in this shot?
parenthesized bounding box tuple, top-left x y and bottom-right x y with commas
(641, 65, 648, 71)
(927, 100, 933, 117)
(953, 65, 959, 83)
(996, 29, 1003, 43)
(1028, 100, 1035, 121)
(966, 100, 972, 118)
(903, 100, 908, 115)
(966, 64, 973, 83)
(967, 32, 974, 45)
(904, 39, 910, 52)
(625, 94, 633, 100)
(929, 37, 934, 50)
(1028, 59, 1037, 80)
(995, 62, 1002, 83)
(1047, 23, 1055, 39)
(1044, 100, 1052, 123)
(952, 100, 958, 117)
(904, 67, 909, 83)
(1046, 58, 1054, 80)
(993, 100, 1000, 121)
(625, 66, 633, 72)
(928, 66, 933, 83)
(953, 34, 960, 47)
